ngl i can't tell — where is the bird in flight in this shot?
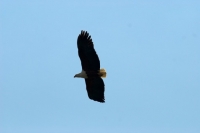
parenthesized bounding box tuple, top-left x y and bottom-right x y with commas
(74, 31, 106, 103)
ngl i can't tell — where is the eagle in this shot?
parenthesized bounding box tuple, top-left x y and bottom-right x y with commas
(74, 30, 106, 103)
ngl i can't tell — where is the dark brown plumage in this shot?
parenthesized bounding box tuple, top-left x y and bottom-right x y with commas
(75, 30, 106, 103)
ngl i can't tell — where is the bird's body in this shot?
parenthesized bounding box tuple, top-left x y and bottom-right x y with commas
(74, 31, 106, 103)
(75, 69, 106, 79)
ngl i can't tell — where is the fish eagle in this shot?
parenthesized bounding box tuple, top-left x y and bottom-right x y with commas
(74, 31, 106, 103)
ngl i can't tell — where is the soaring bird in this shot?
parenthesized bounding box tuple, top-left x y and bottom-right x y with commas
(74, 31, 106, 103)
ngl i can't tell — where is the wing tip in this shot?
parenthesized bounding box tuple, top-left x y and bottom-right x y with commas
(80, 30, 88, 36)
(91, 98, 105, 103)
(89, 95, 105, 103)
(77, 30, 93, 47)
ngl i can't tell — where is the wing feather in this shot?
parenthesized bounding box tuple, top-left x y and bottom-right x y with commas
(77, 31, 100, 71)
(85, 78, 105, 103)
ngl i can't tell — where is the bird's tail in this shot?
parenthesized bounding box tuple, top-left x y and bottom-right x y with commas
(99, 68, 106, 78)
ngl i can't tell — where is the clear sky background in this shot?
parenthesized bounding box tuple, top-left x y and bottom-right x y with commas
(1, 0, 200, 133)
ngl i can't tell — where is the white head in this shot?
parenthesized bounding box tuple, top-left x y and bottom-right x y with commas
(74, 74, 80, 78)
(74, 70, 87, 78)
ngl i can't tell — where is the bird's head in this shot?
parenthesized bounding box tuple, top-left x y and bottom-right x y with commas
(74, 73, 81, 78)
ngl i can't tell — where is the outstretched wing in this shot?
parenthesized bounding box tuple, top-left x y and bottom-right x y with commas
(77, 31, 100, 71)
(85, 78, 105, 103)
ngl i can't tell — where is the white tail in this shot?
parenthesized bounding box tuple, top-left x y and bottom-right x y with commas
(99, 68, 107, 78)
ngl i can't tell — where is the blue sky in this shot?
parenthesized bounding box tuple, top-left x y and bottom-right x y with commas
(1, 0, 200, 133)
